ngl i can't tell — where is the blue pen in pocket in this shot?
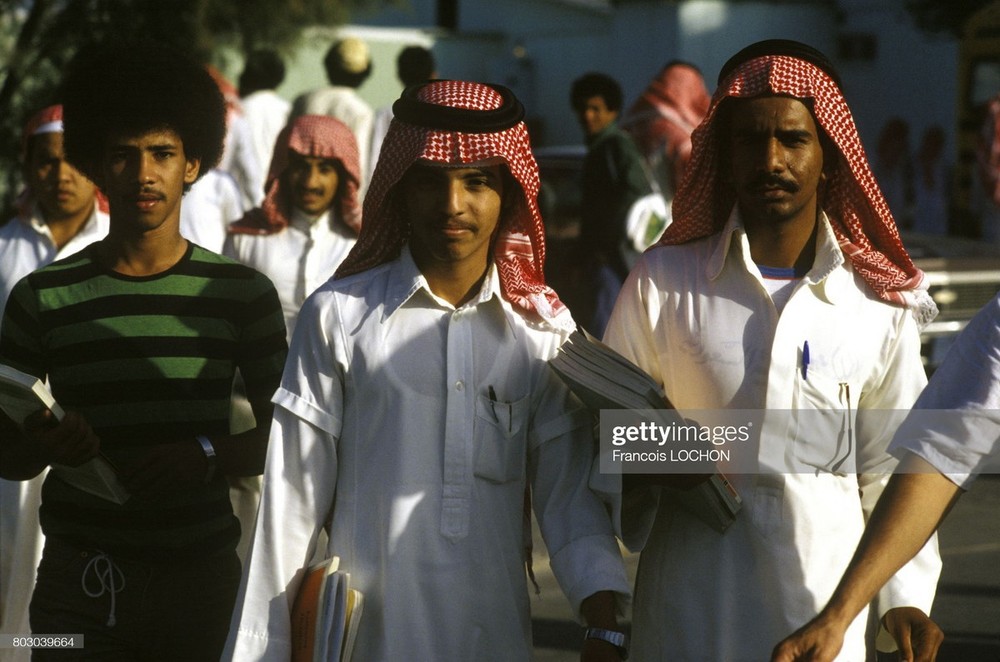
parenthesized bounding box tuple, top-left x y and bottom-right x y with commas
(802, 341, 810, 380)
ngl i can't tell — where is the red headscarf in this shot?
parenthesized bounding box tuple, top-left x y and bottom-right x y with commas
(661, 44, 934, 322)
(229, 114, 362, 235)
(622, 62, 711, 188)
(336, 80, 571, 328)
(17, 104, 108, 219)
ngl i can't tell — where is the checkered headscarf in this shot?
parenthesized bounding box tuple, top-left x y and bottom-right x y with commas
(229, 114, 362, 235)
(661, 42, 935, 324)
(336, 80, 571, 328)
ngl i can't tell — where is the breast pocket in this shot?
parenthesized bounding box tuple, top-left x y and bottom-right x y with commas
(473, 391, 529, 484)
(793, 372, 856, 474)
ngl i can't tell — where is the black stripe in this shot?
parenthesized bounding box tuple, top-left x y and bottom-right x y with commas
(50, 335, 239, 366)
(57, 376, 234, 407)
(97, 419, 232, 444)
(42, 489, 234, 529)
(41, 294, 249, 328)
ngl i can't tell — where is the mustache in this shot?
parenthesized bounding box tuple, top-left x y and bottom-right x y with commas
(132, 187, 165, 199)
(745, 174, 799, 193)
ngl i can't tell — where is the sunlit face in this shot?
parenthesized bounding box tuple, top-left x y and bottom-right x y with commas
(401, 163, 505, 271)
(576, 95, 618, 138)
(284, 153, 340, 217)
(726, 96, 826, 231)
(25, 132, 97, 222)
(101, 128, 200, 236)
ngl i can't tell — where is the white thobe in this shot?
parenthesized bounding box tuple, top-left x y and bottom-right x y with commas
(0, 204, 108, 653)
(604, 211, 942, 661)
(890, 292, 1000, 486)
(224, 248, 629, 661)
(180, 169, 245, 254)
(223, 209, 355, 339)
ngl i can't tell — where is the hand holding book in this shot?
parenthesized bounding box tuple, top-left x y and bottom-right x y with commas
(0, 364, 129, 503)
(23, 408, 102, 469)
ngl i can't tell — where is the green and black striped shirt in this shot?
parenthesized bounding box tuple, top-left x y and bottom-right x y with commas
(1, 242, 287, 560)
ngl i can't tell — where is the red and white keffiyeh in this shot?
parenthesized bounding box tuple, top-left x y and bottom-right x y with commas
(16, 104, 108, 219)
(622, 62, 711, 188)
(229, 114, 362, 235)
(336, 80, 570, 327)
(661, 49, 935, 323)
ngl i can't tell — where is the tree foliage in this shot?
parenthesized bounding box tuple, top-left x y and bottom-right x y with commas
(0, 0, 394, 218)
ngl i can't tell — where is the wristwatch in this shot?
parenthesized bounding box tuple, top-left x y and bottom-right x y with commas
(195, 435, 217, 484)
(584, 627, 629, 659)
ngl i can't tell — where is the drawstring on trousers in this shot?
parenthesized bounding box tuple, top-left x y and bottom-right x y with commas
(81, 551, 125, 627)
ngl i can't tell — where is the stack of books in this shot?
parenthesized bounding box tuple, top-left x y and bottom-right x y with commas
(291, 555, 364, 662)
(549, 330, 742, 533)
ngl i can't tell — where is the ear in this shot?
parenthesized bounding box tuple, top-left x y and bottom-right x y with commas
(184, 157, 201, 185)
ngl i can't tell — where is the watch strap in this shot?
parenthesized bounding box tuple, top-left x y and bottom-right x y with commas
(584, 627, 629, 659)
(195, 435, 217, 483)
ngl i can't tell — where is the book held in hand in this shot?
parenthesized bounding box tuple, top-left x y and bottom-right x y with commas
(548, 330, 742, 532)
(291, 555, 364, 662)
(0, 363, 130, 505)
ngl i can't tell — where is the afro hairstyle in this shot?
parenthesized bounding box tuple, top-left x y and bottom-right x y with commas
(61, 41, 227, 186)
(570, 72, 624, 113)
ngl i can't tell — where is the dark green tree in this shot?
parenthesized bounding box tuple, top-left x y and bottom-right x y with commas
(0, 0, 395, 219)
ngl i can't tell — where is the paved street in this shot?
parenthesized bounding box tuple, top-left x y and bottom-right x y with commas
(529, 476, 1000, 660)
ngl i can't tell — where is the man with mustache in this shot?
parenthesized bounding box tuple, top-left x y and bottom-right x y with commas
(0, 43, 287, 660)
(602, 40, 943, 660)
(225, 79, 631, 662)
(224, 114, 362, 340)
(0, 103, 109, 657)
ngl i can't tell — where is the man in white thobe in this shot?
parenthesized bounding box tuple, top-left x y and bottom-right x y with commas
(225, 80, 631, 662)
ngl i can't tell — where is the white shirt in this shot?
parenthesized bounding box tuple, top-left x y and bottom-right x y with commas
(604, 211, 941, 661)
(0, 202, 108, 652)
(890, 292, 1000, 487)
(223, 209, 356, 338)
(180, 169, 245, 254)
(239, 91, 292, 206)
(224, 248, 629, 662)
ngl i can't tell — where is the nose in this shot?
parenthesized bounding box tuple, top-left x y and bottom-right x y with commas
(442, 179, 464, 215)
(305, 164, 322, 189)
(763, 137, 785, 173)
(135, 153, 155, 184)
(56, 158, 73, 182)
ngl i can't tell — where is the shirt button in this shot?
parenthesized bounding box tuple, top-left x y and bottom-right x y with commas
(455, 380, 465, 391)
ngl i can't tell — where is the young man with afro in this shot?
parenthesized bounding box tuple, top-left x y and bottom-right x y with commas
(0, 42, 288, 661)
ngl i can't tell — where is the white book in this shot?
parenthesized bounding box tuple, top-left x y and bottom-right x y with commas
(0, 364, 130, 505)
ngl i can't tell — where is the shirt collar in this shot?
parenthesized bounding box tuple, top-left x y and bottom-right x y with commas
(708, 208, 848, 303)
(381, 245, 506, 322)
(289, 207, 333, 234)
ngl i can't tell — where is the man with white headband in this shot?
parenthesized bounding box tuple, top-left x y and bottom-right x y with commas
(603, 40, 942, 660)
(0, 104, 109, 649)
(226, 80, 631, 662)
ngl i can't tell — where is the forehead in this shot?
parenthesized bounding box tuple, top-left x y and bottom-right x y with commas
(105, 127, 184, 150)
(288, 152, 339, 167)
(405, 162, 503, 178)
(728, 95, 817, 131)
(582, 95, 611, 109)
(27, 131, 65, 159)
